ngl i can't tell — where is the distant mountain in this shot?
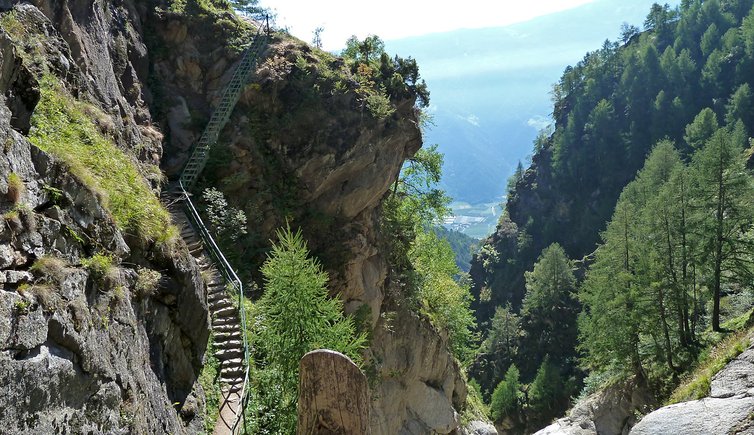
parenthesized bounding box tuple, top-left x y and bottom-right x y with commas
(386, 0, 682, 204)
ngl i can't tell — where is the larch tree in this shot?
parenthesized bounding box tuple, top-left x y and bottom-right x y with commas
(689, 123, 754, 331)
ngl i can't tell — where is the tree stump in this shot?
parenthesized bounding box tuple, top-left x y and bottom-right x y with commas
(297, 349, 370, 434)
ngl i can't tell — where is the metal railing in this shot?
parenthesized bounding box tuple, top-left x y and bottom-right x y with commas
(179, 26, 269, 189)
(177, 181, 251, 434)
(174, 18, 271, 434)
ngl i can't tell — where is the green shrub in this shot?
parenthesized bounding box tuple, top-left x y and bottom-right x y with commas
(14, 298, 30, 314)
(6, 172, 24, 203)
(409, 230, 477, 363)
(82, 253, 114, 282)
(0, 11, 25, 40)
(29, 76, 177, 246)
(135, 267, 162, 299)
(42, 184, 64, 205)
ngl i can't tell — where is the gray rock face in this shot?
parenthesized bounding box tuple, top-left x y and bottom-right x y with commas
(532, 377, 655, 435)
(462, 420, 499, 435)
(369, 307, 467, 434)
(0, 2, 208, 434)
(631, 338, 754, 435)
(630, 397, 754, 435)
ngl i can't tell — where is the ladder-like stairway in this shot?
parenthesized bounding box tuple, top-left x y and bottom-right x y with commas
(162, 23, 269, 435)
(166, 198, 247, 433)
(180, 31, 268, 189)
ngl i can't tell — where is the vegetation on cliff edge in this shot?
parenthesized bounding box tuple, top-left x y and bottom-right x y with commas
(29, 76, 177, 246)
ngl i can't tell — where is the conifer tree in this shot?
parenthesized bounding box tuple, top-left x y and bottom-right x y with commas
(490, 364, 521, 422)
(519, 243, 578, 377)
(689, 123, 754, 331)
(254, 226, 366, 432)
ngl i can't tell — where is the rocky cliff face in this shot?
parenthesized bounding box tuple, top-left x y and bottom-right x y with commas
(145, 6, 471, 433)
(0, 0, 472, 433)
(0, 1, 207, 433)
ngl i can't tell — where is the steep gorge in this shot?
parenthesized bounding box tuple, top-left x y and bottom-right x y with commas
(0, 0, 473, 433)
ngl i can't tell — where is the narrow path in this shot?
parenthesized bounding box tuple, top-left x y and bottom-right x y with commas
(165, 20, 269, 434)
(163, 192, 248, 435)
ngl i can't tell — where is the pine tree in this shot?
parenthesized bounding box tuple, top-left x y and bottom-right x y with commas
(490, 364, 521, 422)
(684, 108, 719, 151)
(481, 304, 520, 382)
(528, 356, 563, 419)
(519, 243, 578, 377)
(254, 226, 366, 432)
(689, 123, 754, 331)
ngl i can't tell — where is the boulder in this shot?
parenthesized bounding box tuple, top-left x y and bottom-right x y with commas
(462, 420, 499, 435)
(532, 376, 654, 435)
(630, 397, 754, 435)
(631, 337, 754, 435)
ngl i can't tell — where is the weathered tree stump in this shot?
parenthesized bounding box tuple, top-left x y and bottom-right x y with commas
(297, 349, 370, 434)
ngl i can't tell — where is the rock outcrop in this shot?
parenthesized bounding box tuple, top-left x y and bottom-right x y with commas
(533, 377, 655, 435)
(0, 2, 207, 433)
(631, 336, 754, 435)
(145, 7, 470, 433)
(462, 420, 499, 435)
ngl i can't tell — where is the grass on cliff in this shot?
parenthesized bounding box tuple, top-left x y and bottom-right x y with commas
(29, 76, 177, 246)
(667, 311, 753, 404)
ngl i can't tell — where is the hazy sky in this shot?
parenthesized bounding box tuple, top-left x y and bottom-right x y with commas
(258, 0, 597, 51)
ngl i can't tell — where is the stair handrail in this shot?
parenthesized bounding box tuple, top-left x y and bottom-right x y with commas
(177, 180, 251, 434)
(179, 24, 269, 189)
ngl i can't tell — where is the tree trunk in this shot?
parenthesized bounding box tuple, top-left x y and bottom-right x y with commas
(712, 137, 725, 332)
(297, 349, 370, 435)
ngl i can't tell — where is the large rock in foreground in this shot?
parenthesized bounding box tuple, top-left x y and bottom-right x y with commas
(631, 336, 754, 435)
(533, 377, 654, 435)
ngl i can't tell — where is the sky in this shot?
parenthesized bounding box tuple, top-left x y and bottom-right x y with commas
(258, 0, 597, 51)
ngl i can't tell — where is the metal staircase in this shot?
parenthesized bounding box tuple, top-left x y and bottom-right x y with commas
(179, 30, 268, 189)
(163, 23, 269, 435)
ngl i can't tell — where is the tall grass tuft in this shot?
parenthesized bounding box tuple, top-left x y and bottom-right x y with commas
(28, 76, 177, 246)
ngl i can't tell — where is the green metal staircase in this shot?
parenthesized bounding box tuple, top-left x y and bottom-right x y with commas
(179, 31, 268, 189)
(164, 24, 268, 434)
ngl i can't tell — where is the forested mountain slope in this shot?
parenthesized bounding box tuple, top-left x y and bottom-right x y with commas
(470, 0, 754, 432)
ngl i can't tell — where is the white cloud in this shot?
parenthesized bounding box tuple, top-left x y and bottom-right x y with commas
(466, 114, 480, 127)
(527, 115, 551, 130)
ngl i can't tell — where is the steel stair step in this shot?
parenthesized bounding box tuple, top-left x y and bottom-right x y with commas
(220, 376, 244, 386)
(215, 332, 242, 342)
(221, 358, 244, 368)
(214, 306, 237, 317)
(209, 299, 233, 309)
(212, 316, 237, 326)
(221, 366, 244, 376)
(213, 323, 240, 333)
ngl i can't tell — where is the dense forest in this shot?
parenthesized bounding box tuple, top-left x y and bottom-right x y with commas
(470, 0, 754, 431)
